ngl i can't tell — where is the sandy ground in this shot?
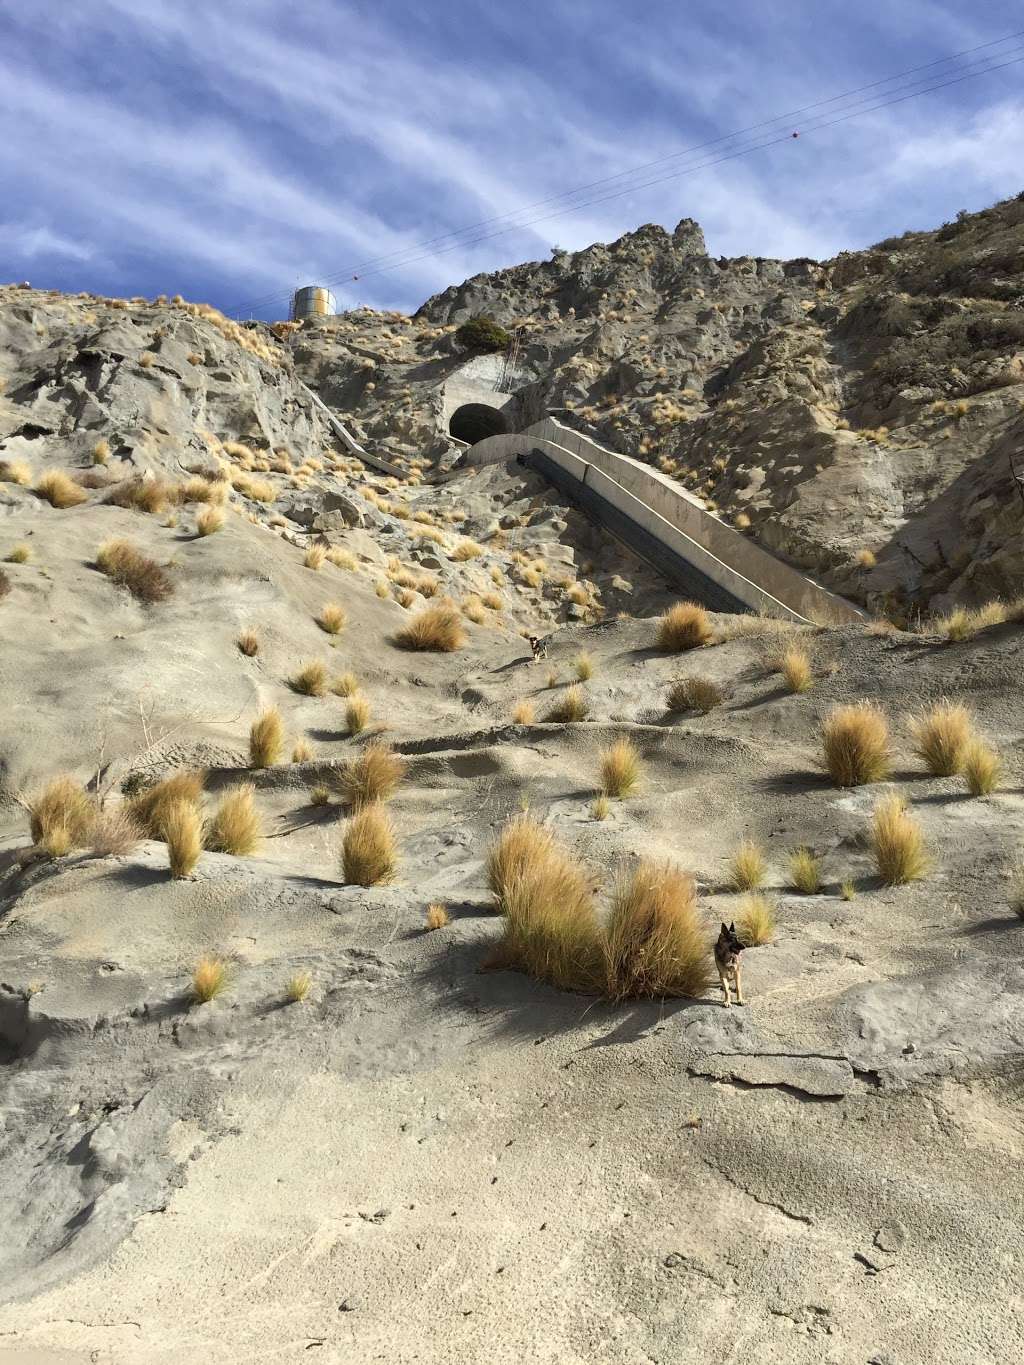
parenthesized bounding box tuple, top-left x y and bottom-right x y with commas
(3, 400, 1024, 1361)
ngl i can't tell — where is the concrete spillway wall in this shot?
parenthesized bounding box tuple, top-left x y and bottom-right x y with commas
(463, 417, 862, 625)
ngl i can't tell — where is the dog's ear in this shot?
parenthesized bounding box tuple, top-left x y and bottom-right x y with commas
(720, 921, 729, 934)
(729, 921, 736, 933)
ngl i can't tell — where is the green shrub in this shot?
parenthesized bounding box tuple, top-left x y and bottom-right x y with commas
(455, 315, 511, 353)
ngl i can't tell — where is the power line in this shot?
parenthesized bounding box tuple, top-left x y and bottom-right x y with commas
(227, 30, 1024, 317)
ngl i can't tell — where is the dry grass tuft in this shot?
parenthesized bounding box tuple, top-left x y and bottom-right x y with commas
(425, 903, 449, 930)
(0, 459, 32, 485)
(932, 601, 1008, 641)
(207, 784, 262, 855)
(780, 645, 813, 694)
(191, 956, 227, 1003)
(107, 474, 175, 515)
(604, 861, 712, 1000)
(195, 505, 224, 536)
(574, 651, 594, 681)
(737, 894, 775, 945)
(236, 628, 259, 656)
(96, 539, 173, 602)
(545, 683, 588, 723)
(317, 602, 346, 634)
(35, 469, 88, 508)
(332, 671, 359, 698)
(730, 839, 766, 891)
(29, 775, 95, 855)
(821, 702, 891, 786)
(462, 595, 487, 624)
(6, 543, 31, 563)
(309, 784, 331, 807)
(591, 794, 610, 820)
(291, 738, 313, 763)
(286, 971, 313, 1003)
(341, 803, 398, 885)
(164, 798, 203, 877)
(89, 806, 142, 857)
(290, 660, 328, 696)
(249, 707, 284, 768)
(304, 545, 327, 571)
(325, 546, 358, 571)
(911, 699, 971, 776)
(840, 880, 856, 901)
(487, 815, 602, 992)
(666, 676, 723, 714)
(451, 539, 484, 560)
(658, 601, 712, 651)
(338, 741, 404, 807)
(396, 603, 466, 652)
(870, 795, 928, 886)
(128, 770, 203, 838)
(345, 694, 371, 735)
(962, 738, 1001, 796)
(789, 847, 822, 894)
(92, 440, 111, 464)
(856, 548, 877, 569)
(512, 698, 535, 725)
(600, 738, 642, 799)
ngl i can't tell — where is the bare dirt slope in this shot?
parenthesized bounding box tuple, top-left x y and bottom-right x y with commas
(1, 280, 1023, 1364)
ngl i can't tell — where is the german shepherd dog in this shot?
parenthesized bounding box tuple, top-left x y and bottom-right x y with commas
(714, 922, 745, 1007)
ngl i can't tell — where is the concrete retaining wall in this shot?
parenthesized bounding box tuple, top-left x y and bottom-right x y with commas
(463, 420, 862, 624)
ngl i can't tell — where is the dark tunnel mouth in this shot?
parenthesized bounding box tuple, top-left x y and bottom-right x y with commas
(448, 403, 509, 444)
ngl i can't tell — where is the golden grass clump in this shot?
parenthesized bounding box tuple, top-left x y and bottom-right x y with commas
(286, 971, 312, 1003)
(206, 784, 262, 855)
(89, 806, 142, 857)
(195, 505, 225, 535)
(790, 847, 822, 894)
(107, 473, 176, 514)
(129, 770, 204, 838)
(346, 694, 371, 735)
(291, 738, 313, 763)
(604, 861, 711, 1001)
(600, 737, 642, 799)
(780, 645, 813, 694)
(29, 775, 95, 856)
(191, 956, 227, 1003)
(545, 683, 588, 723)
(482, 591, 503, 611)
(840, 879, 856, 901)
(658, 600, 712, 651)
(462, 595, 487, 624)
(870, 795, 928, 886)
(96, 539, 173, 602)
(856, 548, 877, 569)
(326, 546, 358, 571)
(737, 894, 775, 945)
(304, 545, 327, 571)
(573, 651, 595, 681)
(35, 469, 88, 508)
(338, 741, 404, 807)
(512, 698, 535, 725)
(730, 839, 766, 891)
(396, 602, 466, 652)
(332, 671, 359, 697)
(666, 676, 723, 714)
(910, 699, 971, 776)
(6, 543, 31, 563)
(317, 602, 346, 634)
(249, 707, 284, 768)
(341, 803, 398, 885)
(92, 439, 111, 464)
(290, 660, 328, 696)
(236, 628, 259, 656)
(591, 794, 610, 820)
(451, 539, 484, 560)
(487, 815, 602, 992)
(164, 798, 203, 877)
(0, 459, 32, 485)
(932, 601, 1007, 641)
(962, 738, 1001, 797)
(309, 783, 331, 807)
(821, 702, 891, 786)
(425, 903, 449, 930)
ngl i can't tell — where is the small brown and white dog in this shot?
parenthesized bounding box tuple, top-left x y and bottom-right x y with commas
(714, 921, 745, 1008)
(528, 635, 548, 661)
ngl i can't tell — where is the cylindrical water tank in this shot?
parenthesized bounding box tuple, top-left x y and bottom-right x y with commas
(291, 285, 336, 320)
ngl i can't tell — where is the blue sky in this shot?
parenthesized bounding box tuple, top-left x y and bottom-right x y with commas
(1, 0, 1022, 319)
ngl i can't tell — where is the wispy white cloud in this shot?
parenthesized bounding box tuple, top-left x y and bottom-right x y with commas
(0, 223, 96, 263)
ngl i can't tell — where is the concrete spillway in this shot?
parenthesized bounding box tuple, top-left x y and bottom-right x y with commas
(460, 417, 863, 625)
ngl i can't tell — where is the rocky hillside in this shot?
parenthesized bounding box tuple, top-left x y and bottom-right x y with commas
(285, 194, 1024, 621)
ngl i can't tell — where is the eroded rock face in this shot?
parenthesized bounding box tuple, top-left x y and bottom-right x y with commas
(273, 196, 1024, 619)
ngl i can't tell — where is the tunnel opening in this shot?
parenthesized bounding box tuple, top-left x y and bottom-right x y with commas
(448, 403, 509, 444)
